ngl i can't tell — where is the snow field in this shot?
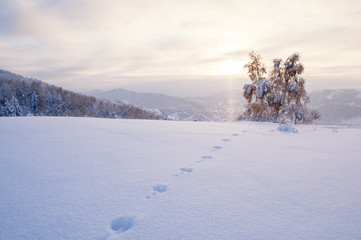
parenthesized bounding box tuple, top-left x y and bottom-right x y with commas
(1, 117, 361, 240)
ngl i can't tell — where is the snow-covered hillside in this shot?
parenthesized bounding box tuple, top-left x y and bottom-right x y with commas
(0, 69, 158, 119)
(1, 117, 361, 240)
(309, 89, 361, 125)
(87, 88, 217, 121)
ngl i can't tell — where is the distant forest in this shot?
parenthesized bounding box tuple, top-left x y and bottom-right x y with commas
(0, 69, 159, 120)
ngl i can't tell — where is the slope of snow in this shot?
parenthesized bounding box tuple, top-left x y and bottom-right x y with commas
(309, 89, 361, 125)
(1, 117, 361, 240)
(87, 88, 216, 121)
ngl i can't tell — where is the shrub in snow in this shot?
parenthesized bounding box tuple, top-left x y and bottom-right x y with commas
(277, 125, 297, 133)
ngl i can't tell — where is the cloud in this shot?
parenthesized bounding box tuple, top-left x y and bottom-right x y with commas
(0, 0, 360, 94)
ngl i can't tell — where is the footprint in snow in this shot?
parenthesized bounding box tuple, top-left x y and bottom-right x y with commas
(197, 155, 212, 163)
(175, 168, 193, 175)
(201, 155, 212, 160)
(153, 184, 168, 193)
(222, 138, 231, 142)
(110, 216, 135, 234)
(180, 167, 193, 173)
(232, 133, 240, 136)
(145, 184, 168, 199)
(212, 145, 222, 151)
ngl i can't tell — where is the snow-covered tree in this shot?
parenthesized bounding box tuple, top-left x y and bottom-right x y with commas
(280, 53, 310, 123)
(241, 52, 319, 124)
(243, 51, 269, 103)
(242, 52, 272, 121)
(0, 96, 22, 116)
(267, 58, 284, 116)
(31, 90, 39, 114)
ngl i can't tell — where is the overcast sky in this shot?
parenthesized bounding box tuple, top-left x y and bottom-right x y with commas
(1, 0, 360, 97)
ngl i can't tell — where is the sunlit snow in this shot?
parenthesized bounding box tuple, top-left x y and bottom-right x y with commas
(1, 117, 361, 240)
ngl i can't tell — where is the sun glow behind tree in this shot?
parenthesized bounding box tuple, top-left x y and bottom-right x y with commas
(217, 60, 244, 76)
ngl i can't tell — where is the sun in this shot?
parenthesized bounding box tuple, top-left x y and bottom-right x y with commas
(216, 60, 243, 75)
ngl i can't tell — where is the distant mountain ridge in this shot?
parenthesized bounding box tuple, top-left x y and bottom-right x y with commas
(89, 87, 361, 125)
(0, 69, 159, 119)
(88, 88, 222, 121)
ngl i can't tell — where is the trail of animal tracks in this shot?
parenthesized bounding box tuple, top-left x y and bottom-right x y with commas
(1, 117, 361, 240)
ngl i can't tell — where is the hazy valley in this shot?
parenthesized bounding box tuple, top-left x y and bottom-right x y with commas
(88, 87, 361, 126)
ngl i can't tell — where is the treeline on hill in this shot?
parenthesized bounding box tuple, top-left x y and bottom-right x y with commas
(0, 70, 159, 120)
(239, 52, 319, 124)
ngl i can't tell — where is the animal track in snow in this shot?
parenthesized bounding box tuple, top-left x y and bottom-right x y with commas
(180, 167, 193, 173)
(222, 138, 231, 142)
(232, 133, 240, 136)
(110, 216, 134, 233)
(146, 184, 168, 199)
(198, 155, 212, 163)
(212, 145, 222, 151)
(153, 184, 168, 193)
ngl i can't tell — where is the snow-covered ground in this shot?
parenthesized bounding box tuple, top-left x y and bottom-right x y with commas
(1, 117, 361, 240)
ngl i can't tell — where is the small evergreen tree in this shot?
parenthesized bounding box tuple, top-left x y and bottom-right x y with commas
(31, 90, 39, 115)
(0, 96, 22, 116)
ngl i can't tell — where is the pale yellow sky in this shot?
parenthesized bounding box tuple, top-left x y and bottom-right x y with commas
(1, 0, 360, 96)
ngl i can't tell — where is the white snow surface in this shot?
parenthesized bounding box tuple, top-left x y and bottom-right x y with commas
(1, 117, 361, 240)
